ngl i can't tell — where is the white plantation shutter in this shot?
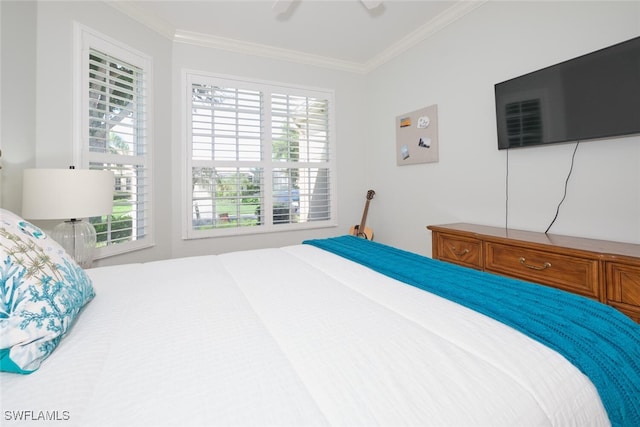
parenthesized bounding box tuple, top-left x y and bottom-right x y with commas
(191, 84, 263, 162)
(271, 93, 331, 224)
(185, 72, 336, 238)
(78, 28, 153, 258)
(271, 93, 329, 162)
(88, 162, 150, 246)
(88, 50, 146, 154)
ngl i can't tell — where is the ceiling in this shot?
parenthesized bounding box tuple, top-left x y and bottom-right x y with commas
(107, 0, 487, 73)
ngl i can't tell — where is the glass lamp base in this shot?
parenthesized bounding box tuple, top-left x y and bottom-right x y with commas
(51, 219, 97, 269)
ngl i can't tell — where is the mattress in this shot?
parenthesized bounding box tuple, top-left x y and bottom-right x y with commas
(1, 243, 611, 426)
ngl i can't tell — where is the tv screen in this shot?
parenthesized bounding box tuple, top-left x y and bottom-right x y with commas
(495, 36, 640, 150)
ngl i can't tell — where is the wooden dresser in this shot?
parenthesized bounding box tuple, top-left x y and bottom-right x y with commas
(427, 223, 640, 323)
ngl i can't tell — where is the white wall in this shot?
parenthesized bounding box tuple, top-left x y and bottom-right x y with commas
(0, 1, 37, 211)
(365, 1, 640, 256)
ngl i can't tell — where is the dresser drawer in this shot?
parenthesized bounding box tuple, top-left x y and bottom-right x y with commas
(606, 262, 640, 318)
(436, 234, 482, 269)
(485, 242, 600, 300)
(429, 223, 640, 323)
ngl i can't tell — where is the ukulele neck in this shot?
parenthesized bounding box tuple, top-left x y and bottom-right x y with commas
(358, 200, 370, 232)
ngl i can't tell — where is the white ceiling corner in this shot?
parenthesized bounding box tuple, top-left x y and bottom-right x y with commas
(363, 1, 487, 72)
(104, 0, 487, 74)
(105, 1, 177, 40)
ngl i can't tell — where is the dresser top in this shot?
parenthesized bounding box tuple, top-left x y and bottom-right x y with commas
(427, 223, 640, 260)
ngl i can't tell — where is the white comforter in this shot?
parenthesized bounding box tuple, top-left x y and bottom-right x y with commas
(0, 245, 609, 426)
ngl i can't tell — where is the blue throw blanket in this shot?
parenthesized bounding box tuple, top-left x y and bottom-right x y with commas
(304, 235, 640, 427)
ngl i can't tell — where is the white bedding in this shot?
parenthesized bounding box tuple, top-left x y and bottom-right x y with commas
(0, 245, 609, 426)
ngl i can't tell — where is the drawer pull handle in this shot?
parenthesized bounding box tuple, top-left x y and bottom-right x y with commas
(449, 246, 470, 258)
(519, 257, 551, 271)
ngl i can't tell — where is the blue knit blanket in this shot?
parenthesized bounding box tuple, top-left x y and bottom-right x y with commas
(304, 235, 640, 427)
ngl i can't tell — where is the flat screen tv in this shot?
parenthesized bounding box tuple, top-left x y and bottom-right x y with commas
(495, 36, 640, 150)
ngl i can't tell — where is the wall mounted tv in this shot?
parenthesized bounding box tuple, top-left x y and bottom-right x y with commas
(495, 36, 640, 150)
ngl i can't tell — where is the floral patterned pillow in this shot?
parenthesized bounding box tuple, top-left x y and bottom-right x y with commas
(0, 208, 95, 374)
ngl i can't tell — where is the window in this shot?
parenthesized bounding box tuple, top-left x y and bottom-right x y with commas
(76, 26, 153, 257)
(184, 72, 336, 238)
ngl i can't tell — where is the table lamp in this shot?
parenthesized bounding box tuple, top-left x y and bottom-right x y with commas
(22, 168, 114, 268)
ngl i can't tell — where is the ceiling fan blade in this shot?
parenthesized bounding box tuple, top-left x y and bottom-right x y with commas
(361, 0, 382, 10)
(273, 0, 294, 14)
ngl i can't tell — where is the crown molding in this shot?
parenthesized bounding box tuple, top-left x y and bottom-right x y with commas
(105, 0, 487, 74)
(174, 30, 366, 74)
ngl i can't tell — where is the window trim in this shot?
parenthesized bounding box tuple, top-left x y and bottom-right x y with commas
(181, 69, 338, 240)
(74, 23, 154, 258)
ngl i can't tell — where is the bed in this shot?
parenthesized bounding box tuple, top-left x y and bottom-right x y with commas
(1, 208, 640, 426)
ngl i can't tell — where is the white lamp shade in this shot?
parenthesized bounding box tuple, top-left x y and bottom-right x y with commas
(22, 169, 115, 220)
